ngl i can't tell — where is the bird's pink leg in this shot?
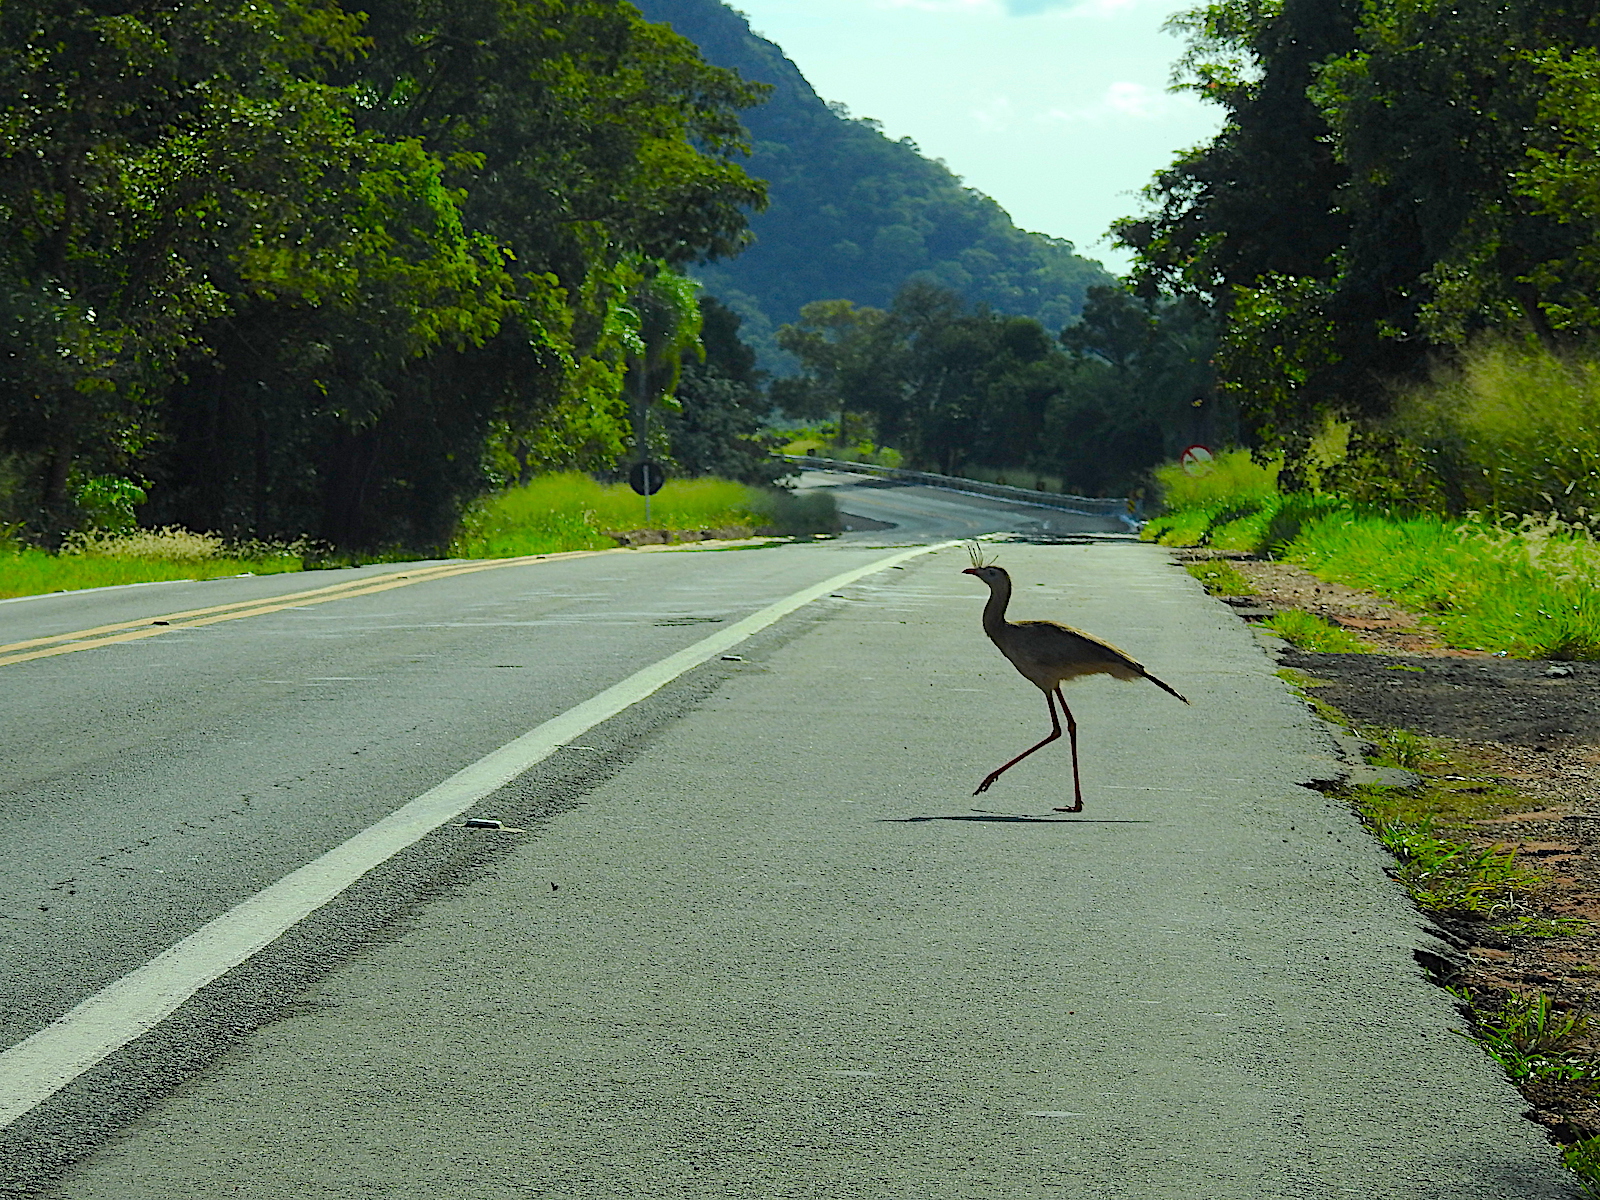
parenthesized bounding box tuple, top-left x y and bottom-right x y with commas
(1051, 688, 1083, 813)
(974, 689, 1062, 795)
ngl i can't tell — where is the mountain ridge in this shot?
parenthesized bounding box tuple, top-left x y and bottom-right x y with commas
(631, 0, 1114, 365)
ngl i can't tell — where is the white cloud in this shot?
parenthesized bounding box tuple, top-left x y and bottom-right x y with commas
(870, 0, 1145, 16)
(1103, 80, 1162, 118)
(874, 0, 995, 10)
(1011, 0, 1137, 14)
(971, 95, 1019, 132)
(1041, 81, 1168, 124)
(875, 0, 1138, 11)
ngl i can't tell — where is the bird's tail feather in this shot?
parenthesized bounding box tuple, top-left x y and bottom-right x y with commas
(1143, 670, 1190, 705)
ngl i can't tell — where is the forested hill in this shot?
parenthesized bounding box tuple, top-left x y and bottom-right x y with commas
(631, 0, 1112, 359)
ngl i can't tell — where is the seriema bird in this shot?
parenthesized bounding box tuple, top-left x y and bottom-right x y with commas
(962, 543, 1189, 812)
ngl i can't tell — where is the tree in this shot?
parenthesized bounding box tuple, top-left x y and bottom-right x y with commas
(632, 0, 1112, 372)
(772, 299, 899, 450)
(1046, 286, 1220, 494)
(662, 297, 781, 485)
(0, 0, 383, 536)
(127, 0, 768, 549)
(773, 282, 1207, 490)
(1117, 0, 1600, 469)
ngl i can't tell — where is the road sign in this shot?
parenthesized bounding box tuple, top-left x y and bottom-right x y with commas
(1179, 444, 1215, 477)
(628, 461, 666, 496)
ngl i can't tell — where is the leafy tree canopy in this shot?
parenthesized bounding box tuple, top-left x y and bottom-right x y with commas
(774, 282, 1213, 493)
(0, 0, 768, 549)
(1117, 0, 1600, 473)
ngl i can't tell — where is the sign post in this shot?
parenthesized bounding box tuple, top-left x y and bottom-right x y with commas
(629, 461, 666, 526)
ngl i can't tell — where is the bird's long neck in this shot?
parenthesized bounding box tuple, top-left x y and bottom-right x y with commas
(981, 576, 1013, 638)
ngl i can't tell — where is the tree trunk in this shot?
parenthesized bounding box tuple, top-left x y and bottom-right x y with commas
(40, 432, 75, 547)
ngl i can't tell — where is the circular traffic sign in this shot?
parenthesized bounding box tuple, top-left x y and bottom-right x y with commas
(628, 460, 666, 496)
(1179, 444, 1215, 477)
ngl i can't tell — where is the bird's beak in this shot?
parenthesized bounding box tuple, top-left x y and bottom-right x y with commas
(961, 567, 979, 575)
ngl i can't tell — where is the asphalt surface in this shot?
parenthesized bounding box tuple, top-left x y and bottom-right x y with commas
(1, 480, 1577, 1197)
(792, 468, 1135, 540)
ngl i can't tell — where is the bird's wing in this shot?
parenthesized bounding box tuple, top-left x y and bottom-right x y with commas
(1014, 620, 1191, 703)
(1012, 620, 1144, 668)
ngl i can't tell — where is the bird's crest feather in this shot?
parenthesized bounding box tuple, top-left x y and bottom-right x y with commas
(967, 541, 997, 569)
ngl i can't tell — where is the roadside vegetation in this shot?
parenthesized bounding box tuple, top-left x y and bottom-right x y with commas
(769, 282, 1216, 495)
(0, 529, 307, 601)
(1152, 446, 1600, 659)
(0, 0, 775, 557)
(1276, 670, 1600, 1186)
(451, 473, 836, 558)
(0, 473, 839, 600)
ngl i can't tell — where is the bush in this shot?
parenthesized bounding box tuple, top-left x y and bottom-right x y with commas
(63, 526, 227, 560)
(0, 531, 307, 599)
(1262, 609, 1373, 652)
(750, 487, 840, 535)
(1143, 450, 1299, 551)
(1392, 334, 1600, 522)
(452, 472, 837, 557)
(1152, 448, 1278, 513)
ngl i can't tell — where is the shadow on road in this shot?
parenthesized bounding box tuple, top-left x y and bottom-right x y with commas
(879, 814, 1154, 824)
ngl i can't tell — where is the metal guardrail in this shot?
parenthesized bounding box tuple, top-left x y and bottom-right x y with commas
(777, 455, 1140, 528)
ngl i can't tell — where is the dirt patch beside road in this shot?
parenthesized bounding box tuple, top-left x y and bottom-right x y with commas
(1187, 551, 1485, 657)
(1280, 651, 1600, 746)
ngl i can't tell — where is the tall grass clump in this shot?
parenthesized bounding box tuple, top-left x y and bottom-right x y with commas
(1141, 450, 1316, 552)
(453, 472, 836, 558)
(1288, 511, 1600, 658)
(1261, 609, 1373, 652)
(1394, 335, 1600, 522)
(0, 527, 308, 600)
(1153, 448, 1279, 512)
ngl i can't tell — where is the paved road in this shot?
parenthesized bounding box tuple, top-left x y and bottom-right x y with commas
(0, 489, 1575, 1197)
(792, 468, 1133, 539)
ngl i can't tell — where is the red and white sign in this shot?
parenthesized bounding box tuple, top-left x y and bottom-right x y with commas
(1179, 444, 1215, 477)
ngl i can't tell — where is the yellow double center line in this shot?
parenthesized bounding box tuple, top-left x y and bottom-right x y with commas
(0, 550, 608, 669)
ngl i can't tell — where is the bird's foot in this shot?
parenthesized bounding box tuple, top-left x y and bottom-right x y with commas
(1052, 802, 1083, 814)
(973, 775, 1000, 796)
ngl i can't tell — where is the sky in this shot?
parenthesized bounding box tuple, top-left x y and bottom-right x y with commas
(728, 0, 1224, 274)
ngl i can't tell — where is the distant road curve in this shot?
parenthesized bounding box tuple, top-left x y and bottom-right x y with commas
(779, 454, 1138, 528)
(790, 467, 1133, 540)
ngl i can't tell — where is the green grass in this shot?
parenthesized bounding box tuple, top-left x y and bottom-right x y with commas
(1261, 609, 1374, 652)
(452, 472, 837, 558)
(1468, 992, 1593, 1083)
(1346, 740, 1545, 918)
(0, 530, 305, 600)
(1565, 1136, 1600, 1199)
(1153, 448, 1279, 511)
(1491, 915, 1590, 938)
(0, 474, 840, 601)
(1206, 507, 1277, 553)
(1352, 779, 1542, 917)
(1364, 726, 1448, 770)
(1184, 560, 1253, 596)
(1144, 435, 1600, 658)
(1288, 511, 1600, 659)
(1393, 335, 1600, 525)
(1352, 773, 1530, 832)
(1147, 506, 1226, 546)
(1283, 659, 1598, 1192)
(1276, 667, 1353, 727)
(1383, 826, 1538, 915)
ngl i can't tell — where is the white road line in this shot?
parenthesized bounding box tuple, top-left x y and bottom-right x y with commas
(0, 540, 960, 1128)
